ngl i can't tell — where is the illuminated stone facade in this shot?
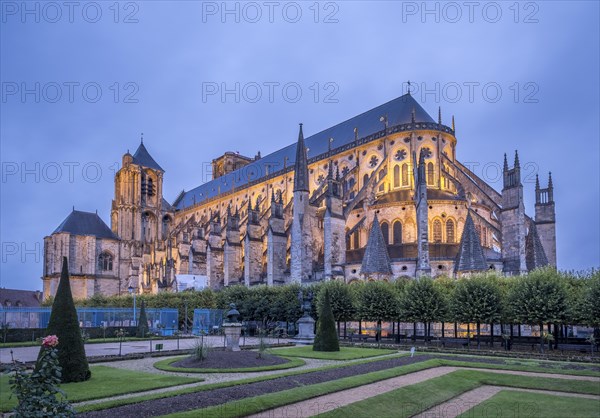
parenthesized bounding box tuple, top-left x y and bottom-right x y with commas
(42, 93, 556, 298)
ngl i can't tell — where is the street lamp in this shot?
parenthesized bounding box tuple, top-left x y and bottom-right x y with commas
(128, 286, 137, 326)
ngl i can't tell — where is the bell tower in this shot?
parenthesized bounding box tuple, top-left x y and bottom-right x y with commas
(111, 137, 166, 243)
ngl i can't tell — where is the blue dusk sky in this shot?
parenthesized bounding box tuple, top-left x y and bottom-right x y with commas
(1, 1, 599, 290)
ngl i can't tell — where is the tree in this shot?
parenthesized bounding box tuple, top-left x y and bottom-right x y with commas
(269, 284, 303, 332)
(42, 257, 91, 382)
(313, 289, 339, 352)
(136, 300, 149, 338)
(315, 281, 356, 337)
(399, 277, 447, 341)
(508, 267, 567, 353)
(583, 271, 600, 328)
(451, 275, 502, 349)
(356, 281, 399, 341)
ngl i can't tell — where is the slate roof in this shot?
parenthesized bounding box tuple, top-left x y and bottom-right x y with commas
(0, 288, 42, 307)
(133, 142, 164, 171)
(53, 210, 119, 240)
(526, 222, 549, 271)
(361, 214, 393, 276)
(454, 213, 487, 273)
(175, 93, 435, 210)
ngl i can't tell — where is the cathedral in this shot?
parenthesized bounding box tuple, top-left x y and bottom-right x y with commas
(42, 93, 556, 299)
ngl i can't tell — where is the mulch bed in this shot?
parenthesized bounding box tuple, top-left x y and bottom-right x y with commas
(171, 350, 289, 369)
(79, 354, 530, 418)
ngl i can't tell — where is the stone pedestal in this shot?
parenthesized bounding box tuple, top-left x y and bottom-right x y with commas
(295, 315, 315, 345)
(223, 323, 242, 351)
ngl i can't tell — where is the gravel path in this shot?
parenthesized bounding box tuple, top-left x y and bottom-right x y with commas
(415, 386, 600, 418)
(252, 367, 600, 418)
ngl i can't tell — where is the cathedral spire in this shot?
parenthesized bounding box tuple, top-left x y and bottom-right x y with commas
(293, 123, 309, 192)
(452, 115, 455, 132)
(454, 212, 487, 274)
(438, 106, 442, 125)
(548, 171, 553, 189)
(514, 150, 520, 168)
(526, 221, 549, 271)
(535, 174, 540, 190)
(417, 148, 427, 186)
(361, 213, 392, 276)
(503, 153, 509, 172)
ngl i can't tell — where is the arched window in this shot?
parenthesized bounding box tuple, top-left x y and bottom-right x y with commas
(427, 162, 434, 186)
(393, 165, 400, 188)
(446, 219, 455, 243)
(393, 221, 402, 244)
(433, 219, 442, 243)
(401, 164, 409, 186)
(381, 222, 389, 244)
(378, 169, 386, 192)
(98, 252, 113, 271)
(353, 231, 359, 249)
(363, 173, 370, 188)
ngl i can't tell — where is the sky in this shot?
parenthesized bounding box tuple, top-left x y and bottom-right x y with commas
(1, 1, 599, 291)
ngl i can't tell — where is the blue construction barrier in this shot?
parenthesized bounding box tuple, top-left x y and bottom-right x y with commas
(192, 309, 225, 335)
(0, 307, 179, 336)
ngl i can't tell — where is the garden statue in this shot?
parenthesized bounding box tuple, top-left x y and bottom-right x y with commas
(295, 290, 315, 344)
(225, 303, 240, 323)
(222, 303, 242, 351)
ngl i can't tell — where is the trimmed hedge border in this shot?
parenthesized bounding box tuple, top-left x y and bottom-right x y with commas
(340, 341, 600, 364)
(154, 355, 305, 373)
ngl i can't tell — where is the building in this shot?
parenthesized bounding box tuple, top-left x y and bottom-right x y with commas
(42, 93, 556, 299)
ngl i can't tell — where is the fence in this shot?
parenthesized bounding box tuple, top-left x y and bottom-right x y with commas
(192, 309, 225, 335)
(0, 307, 179, 336)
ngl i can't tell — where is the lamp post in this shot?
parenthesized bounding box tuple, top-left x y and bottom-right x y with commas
(128, 286, 137, 326)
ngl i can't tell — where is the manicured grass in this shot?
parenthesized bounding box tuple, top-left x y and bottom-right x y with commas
(317, 369, 600, 418)
(459, 390, 600, 418)
(154, 355, 305, 373)
(440, 358, 600, 377)
(160, 360, 443, 418)
(0, 365, 202, 412)
(75, 353, 411, 413)
(162, 367, 600, 418)
(75, 353, 597, 414)
(271, 345, 396, 360)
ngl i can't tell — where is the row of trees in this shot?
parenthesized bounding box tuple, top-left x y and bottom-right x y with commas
(63, 268, 599, 352)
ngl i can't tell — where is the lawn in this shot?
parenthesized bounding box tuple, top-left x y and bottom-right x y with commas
(460, 390, 600, 418)
(163, 366, 599, 418)
(271, 345, 396, 360)
(0, 365, 202, 412)
(316, 370, 600, 418)
(75, 354, 598, 415)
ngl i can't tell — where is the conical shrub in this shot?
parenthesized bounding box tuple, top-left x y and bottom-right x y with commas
(136, 300, 149, 338)
(43, 257, 91, 382)
(313, 289, 340, 352)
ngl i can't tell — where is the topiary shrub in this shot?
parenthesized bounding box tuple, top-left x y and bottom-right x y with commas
(43, 257, 91, 382)
(313, 289, 339, 352)
(136, 300, 149, 338)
